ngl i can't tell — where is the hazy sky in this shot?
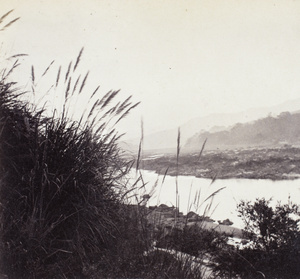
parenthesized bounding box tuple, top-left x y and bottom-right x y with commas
(2, 0, 300, 138)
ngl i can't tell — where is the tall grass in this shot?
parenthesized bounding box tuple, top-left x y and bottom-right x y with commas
(0, 45, 139, 277)
(175, 127, 180, 224)
(126, 126, 238, 278)
(0, 10, 20, 32)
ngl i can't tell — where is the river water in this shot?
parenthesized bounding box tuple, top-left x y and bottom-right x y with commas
(129, 170, 300, 228)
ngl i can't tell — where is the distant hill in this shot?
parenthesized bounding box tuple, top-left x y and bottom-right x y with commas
(123, 111, 273, 152)
(185, 111, 300, 150)
(122, 98, 300, 152)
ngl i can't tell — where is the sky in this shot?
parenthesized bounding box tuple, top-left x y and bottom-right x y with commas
(1, 0, 300, 139)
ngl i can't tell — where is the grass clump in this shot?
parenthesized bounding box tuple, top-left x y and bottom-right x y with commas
(0, 47, 138, 277)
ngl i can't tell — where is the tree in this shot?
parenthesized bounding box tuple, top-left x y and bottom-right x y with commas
(238, 198, 299, 252)
(236, 198, 300, 279)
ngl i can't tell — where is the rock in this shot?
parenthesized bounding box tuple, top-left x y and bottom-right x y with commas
(218, 218, 233, 226)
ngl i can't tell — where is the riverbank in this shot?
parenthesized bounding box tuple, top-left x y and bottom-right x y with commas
(130, 168, 300, 230)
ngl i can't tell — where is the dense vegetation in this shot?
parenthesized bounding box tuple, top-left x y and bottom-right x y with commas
(0, 54, 136, 277)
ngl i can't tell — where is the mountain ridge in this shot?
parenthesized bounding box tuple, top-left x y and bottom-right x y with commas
(122, 98, 300, 152)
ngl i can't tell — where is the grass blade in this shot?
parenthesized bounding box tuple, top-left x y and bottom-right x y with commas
(73, 47, 84, 72)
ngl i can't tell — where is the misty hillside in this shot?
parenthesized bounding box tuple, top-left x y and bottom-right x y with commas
(123, 98, 300, 152)
(185, 111, 300, 150)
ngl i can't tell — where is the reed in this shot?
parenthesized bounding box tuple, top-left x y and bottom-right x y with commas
(0, 10, 19, 32)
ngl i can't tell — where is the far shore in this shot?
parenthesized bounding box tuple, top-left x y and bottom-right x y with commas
(139, 146, 300, 181)
(147, 169, 300, 181)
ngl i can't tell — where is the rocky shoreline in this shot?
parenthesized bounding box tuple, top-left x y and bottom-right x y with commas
(130, 203, 244, 239)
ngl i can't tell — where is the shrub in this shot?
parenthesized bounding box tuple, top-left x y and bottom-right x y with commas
(233, 198, 300, 279)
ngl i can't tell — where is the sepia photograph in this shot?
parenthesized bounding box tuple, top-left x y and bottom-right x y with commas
(1, 1, 300, 278)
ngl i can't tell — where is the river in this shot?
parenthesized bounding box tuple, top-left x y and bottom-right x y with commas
(128, 170, 300, 228)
